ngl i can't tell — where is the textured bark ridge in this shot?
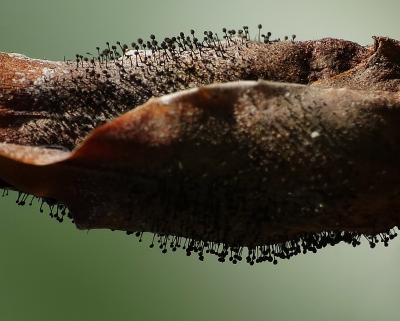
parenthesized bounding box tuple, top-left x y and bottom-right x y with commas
(1, 31, 400, 264)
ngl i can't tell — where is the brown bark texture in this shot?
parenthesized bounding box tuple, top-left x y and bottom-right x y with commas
(1, 33, 400, 264)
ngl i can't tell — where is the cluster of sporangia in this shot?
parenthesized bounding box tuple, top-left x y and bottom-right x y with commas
(5, 25, 398, 265)
(4, 25, 300, 151)
(9, 190, 70, 223)
(126, 229, 398, 265)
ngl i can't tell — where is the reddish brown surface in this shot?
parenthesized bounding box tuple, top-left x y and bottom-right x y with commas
(0, 37, 374, 149)
(312, 37, 400, 91)
(0, 81, 400, 247)
(1, 36, 400, 247)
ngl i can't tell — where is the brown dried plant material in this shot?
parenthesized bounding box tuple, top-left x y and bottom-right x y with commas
(1, 33, 400, 264)
(312, 37, 400, 91)
(1, 36, 397, 150)
(0, 80, 400, 259)
(0, 36, 371, 149)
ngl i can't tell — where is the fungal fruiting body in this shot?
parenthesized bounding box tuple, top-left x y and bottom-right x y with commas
(1, 28, 400, 264)
(0, 28, 373, 150)
(1, 80, 400, 264)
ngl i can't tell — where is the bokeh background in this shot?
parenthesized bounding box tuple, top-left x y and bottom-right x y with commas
(1, 0, 400, 320)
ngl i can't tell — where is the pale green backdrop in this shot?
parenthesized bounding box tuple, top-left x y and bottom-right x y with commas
(0, 1, 400, 320)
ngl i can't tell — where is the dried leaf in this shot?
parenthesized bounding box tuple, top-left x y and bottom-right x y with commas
(2, 34, 400, 264)
(0, 36, 372, 149)
(0, 80, 399, 255)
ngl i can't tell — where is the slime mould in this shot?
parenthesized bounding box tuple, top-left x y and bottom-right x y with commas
(1, 26, 400, 265)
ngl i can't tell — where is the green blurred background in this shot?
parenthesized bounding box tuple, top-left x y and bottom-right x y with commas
(1, 0, 400, 320)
